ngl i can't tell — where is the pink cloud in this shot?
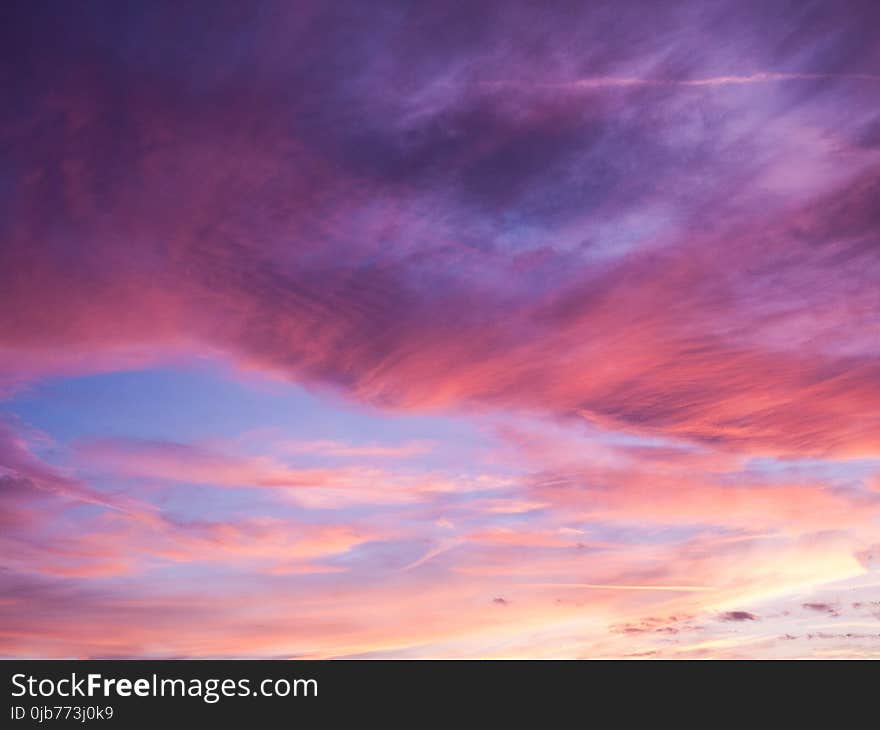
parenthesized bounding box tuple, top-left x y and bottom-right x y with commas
(282, 439, 434, 459)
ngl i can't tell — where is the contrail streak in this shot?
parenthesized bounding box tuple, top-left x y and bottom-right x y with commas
(401, 539, 464, 571)
(485, 72, 880, 91)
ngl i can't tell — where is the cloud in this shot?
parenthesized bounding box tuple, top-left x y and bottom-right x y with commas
(282, 440, 434, 459)
(2, 0, 879, 461)
(0, 421, 151, 514)
(802, 602, 840, 617)
(73, 436, 505, 507)
(719, 611, 758, 622)
(75, 437, 337, 488)
(855, 545, 880, 571)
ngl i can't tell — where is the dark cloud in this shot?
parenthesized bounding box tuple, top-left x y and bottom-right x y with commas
(719, 611, 759, 622)
(802, 602, 840, 617)
(611, 615, 698, 636)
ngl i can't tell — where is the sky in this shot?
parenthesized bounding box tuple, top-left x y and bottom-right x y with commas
(1, 0, 879, 658)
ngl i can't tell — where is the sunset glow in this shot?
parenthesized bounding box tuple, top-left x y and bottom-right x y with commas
(2, 0, 880, 658)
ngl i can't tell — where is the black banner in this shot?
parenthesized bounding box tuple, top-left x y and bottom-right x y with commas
(2, 659, 866, 727)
